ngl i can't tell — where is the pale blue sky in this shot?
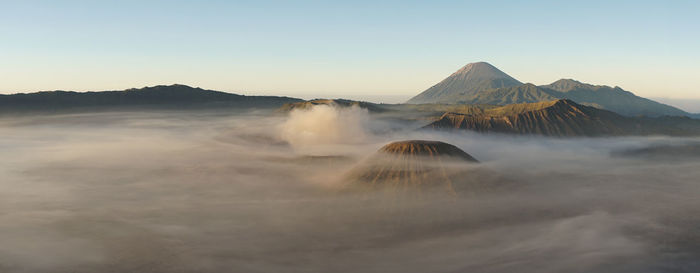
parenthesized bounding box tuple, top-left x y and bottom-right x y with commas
(1, 0, 698, 102)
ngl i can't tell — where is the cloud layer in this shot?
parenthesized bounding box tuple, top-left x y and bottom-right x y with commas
(0, 107, 699, 272)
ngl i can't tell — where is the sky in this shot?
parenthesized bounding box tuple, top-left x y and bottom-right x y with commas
(1, 0, 699, 103)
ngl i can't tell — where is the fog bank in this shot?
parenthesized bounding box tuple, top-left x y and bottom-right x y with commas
(0, 107, 699, 272)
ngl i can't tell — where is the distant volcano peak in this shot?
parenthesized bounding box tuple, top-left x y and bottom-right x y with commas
(407, 61, 522, 104)
(452, 62, 509, 76)
(407, 62, 691, 117)
(454, 61, 496, 73)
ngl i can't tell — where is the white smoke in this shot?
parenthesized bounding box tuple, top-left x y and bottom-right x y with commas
(280, 104, 370, 153)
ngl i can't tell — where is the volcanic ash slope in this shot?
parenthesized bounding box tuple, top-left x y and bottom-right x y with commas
(344, 140, 506, 195)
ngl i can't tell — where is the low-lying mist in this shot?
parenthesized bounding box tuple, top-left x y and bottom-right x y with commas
(1, 106, 699, 273)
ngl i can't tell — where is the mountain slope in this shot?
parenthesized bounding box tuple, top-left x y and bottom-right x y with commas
(541, 79, 688, 117)
(378, 140, 478, 162)
(344, 140, 488, 195)
(426, 99, 700, 137)
(466, 83, 560, 105)
(0, 84, 302, 113)
(543, 78, 598, 92)
(407, 62, 692, 117)
(407, 62, 522, 104)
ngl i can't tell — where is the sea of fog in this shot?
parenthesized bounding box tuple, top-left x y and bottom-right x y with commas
(0, 106, 699, 273)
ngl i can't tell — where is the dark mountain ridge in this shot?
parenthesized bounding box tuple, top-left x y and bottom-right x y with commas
(0, 84, 302, 114)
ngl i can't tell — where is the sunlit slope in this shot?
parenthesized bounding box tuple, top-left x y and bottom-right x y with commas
(342, 140, 507, 195)
(427, 99, 700, 137)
